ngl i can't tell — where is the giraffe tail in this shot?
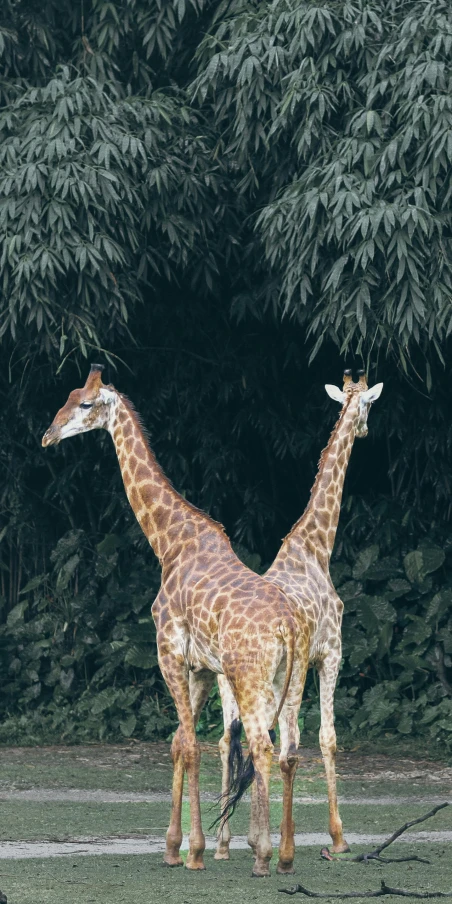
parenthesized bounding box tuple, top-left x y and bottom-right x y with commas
(271, 616, 296, 730)
(210, 719, 277, 830)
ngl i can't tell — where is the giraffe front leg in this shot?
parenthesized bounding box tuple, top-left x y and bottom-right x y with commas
(184, 733, 206, 870)
(164, 726, 184, 867)
(318, 657, 350, 854)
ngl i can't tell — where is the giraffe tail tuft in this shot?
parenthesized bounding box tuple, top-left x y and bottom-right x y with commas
(210, 719, 256, 830)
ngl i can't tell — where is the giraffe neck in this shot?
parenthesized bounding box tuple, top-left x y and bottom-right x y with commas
(108, 394, 220, 564)
(284, 394, 359, 567)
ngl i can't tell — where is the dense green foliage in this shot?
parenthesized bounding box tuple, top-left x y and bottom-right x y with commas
(320, 508, 452, 747)
(0, 0, 452, 749)
(193, 0, 452, 358)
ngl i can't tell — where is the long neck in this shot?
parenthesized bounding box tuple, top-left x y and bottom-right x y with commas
(108, 395, 217, 564)
(283, 394, 359, 567)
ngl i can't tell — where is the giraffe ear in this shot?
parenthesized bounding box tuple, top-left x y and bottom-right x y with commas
(325, 384, 346, 404)
(361, 382, 383, 403)
(99, 387, 115, 404)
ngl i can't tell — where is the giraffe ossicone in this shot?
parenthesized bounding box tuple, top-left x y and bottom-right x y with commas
(42, 365, 311, 878)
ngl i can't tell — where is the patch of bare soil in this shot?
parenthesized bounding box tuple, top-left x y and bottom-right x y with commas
(332, 750, 452, 785)
(3, 741, 452, 788)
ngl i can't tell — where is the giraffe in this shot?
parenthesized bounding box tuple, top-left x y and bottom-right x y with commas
(215, 370, 383, 870)
(42, 364, 311, 878)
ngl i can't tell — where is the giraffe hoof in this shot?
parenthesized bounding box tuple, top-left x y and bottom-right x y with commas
(321, 846, 351, 861)
(163, 856, 184, 868)
(251, 866, 271, 878)
(185, 857, 206, 870)
(214, 850, 230, 861)
(330, 843, 351, 854)
(277, 863, 295, 875)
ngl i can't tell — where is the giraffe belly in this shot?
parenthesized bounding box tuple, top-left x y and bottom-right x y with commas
(187, 635, 222, 674)
(308, 639, 329, 663)
(308, 625, 340, 664)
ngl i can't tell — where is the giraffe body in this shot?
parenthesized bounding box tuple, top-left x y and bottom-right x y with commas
(216, 374, 383, 867)
(42, 366, 310, 877)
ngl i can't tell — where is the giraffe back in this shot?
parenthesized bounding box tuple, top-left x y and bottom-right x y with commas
(266, 545, 343, 664)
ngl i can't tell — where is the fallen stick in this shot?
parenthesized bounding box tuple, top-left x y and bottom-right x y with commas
(320, 802, 449, 864)
(279, 879, 452, 898)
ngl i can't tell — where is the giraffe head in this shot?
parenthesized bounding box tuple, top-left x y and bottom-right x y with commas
(42, 364, 116, 447)
(325, 369, 383, 439)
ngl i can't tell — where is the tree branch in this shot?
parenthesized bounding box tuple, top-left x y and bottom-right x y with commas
(279, 879, 452, 898)
(320, 802, 449, 864)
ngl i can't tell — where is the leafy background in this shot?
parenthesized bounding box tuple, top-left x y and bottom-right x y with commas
(0, 0, 452, 752)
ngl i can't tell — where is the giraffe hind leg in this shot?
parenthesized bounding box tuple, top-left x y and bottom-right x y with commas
(247, 776, 259, 857)
(222, 649, 279, 876)
(215, 675, 240, 860)
(217, 702, 275, 875)
(276, 655, 307, 874)
(238, 708, 276, 877)
(186, 669, 217, 868)
(159, 656, 215, 870)
(215, 728, 232, 860)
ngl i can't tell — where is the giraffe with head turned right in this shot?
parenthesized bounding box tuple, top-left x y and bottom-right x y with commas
(215, 369, 383, 870)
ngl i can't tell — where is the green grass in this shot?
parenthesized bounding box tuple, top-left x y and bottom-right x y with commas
(1, 799, 452, 843)
(0, 744, 180, 793)
(2, 847, 452, 904)
(1, 740, 452, 904)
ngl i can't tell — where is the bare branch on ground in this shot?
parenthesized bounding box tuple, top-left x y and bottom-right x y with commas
(321, 802, 449, 864)
(279, 879, 452, 898)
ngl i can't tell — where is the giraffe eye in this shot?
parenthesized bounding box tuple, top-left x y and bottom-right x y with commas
(80, 402, 93, 410)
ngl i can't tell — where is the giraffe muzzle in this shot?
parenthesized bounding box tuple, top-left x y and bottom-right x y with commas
(42, 425, 61, 447)
(355, 424, 369, 439)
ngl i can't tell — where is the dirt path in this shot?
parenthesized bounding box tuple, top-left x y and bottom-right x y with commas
(0, 789, 451, 804)
(2, 829, 452, 860)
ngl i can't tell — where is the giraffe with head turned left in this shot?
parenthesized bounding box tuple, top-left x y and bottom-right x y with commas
(215, 369, 383, 870)
(42, 364, 311, 878)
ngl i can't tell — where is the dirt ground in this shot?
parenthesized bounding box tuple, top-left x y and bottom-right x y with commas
(1, 741, 452, 904)
(2, 741, 452, 793)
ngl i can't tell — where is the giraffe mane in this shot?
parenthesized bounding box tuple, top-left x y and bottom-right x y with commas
(118, 392, 227, 534)
(282, 392, 354, 544)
